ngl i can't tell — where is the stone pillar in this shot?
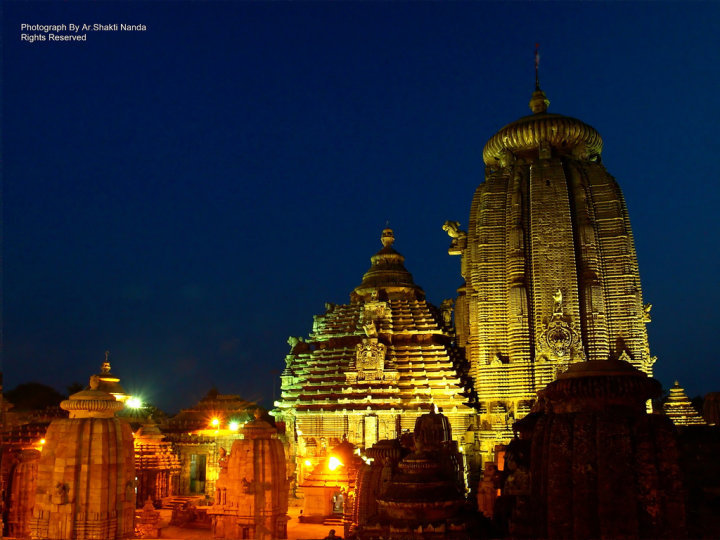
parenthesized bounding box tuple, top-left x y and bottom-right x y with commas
(29, 375, 135, 539)
(209, 410, 288, 539)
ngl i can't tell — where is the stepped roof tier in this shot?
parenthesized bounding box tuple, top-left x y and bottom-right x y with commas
(162, 388, 260, 433)
(663, 381, 706, 426)
(274, 229, 476, 487)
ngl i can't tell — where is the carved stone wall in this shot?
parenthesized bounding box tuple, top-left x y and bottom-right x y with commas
(450, 90, 655, 462)
(501, 360, 686, 539)
(209, 412, 288, 540)
(29, 380, 135, 539)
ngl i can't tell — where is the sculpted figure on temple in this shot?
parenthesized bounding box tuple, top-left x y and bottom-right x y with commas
(440, 299, 454, 327)
(442, 220, 465, 239)
(552, 289, 563, 315)
(287, 336, 310, 354)
(498, 147, 516, 168)
(642, 303, 652, 323)
(218, 447, 228, 469)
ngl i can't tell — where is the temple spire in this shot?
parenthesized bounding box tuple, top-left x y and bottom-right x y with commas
(530, 43, 550, 114)
(529, 44, 550, 114)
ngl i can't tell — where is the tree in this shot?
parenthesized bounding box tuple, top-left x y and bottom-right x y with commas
(4, 382, 65, 411)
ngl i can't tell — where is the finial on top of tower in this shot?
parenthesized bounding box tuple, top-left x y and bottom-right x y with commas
(381, 228, 395, 248)
(529, 44, 550, 114)
(101, 350, 111, 373)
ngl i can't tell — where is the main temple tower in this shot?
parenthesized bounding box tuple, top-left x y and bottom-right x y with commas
(448, 83, 655, 461)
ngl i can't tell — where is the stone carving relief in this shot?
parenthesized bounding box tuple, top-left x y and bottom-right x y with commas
(346, 338, 398, 383)
(552, 289, 563, 315)
(536, 289, 584, 360)
(641, 303, 652, 323)
(363, 301, 387, 321)
(356, 339, 386, 373)
(287, 336, 309, 355)
(361, 301, 388, 338)
(440, 299, 454, 328)
(540, 318, 577, 359)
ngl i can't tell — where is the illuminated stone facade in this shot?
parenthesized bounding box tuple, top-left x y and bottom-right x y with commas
(161, 389, 258, 496)
(209, 410, 289, 540)
(448, 87, 655, 461)
(663, 381, 706, 426)
(133, 421, 181, 506)
(29, 375, 135, 539)
(274, 229, 476, 486)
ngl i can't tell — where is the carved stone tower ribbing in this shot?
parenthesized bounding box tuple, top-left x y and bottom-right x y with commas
(449, 88, 655, 461)
(29, 375, 135, 539)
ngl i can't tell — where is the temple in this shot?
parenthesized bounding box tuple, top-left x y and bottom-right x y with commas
(273, 228, 477, 490)
(664, 381, 706, 426)
(2, 64, 720, 539)
(447, 84, 656, 462)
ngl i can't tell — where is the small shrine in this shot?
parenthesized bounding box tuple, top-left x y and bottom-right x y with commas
(161, 388, 260, 496)
(352, 406, 476, 539)
(134, 420, 181, 506)
(29, 373, 135, 539)
(208, 409, 289, 540)
(299, 439, 362, 524)
(663, 381, 706, 426)
(500, 360, 686, 539)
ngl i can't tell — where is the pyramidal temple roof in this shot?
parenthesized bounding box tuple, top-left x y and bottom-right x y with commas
(275, 228, 475, 420)
(663, 381, 706, 426)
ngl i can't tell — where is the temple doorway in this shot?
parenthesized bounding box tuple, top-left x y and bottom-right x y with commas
(331, 489, 345, 514)
(189, 453, 206, 494)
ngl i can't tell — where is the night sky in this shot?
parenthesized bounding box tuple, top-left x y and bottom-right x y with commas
(3, 2, 719, 414)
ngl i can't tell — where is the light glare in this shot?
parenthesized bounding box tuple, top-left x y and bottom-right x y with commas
(126, 397, 142, 409)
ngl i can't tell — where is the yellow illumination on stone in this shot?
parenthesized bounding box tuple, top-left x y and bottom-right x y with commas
(446, 85, 657, 464)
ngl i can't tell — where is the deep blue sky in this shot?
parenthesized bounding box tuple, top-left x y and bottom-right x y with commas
(3, 2, 719, 413)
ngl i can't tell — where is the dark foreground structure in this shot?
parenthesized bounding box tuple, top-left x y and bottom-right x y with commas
(499, 360, 686, 539)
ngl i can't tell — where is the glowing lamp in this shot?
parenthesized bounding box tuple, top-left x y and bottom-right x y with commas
(304, 459, 312, 467)
(211, 418, 220, 427)
(126, 397, 142, 409)
(229, 421, 240, 431)
(40, 439, 46, 445)
(327, 456, 342, 471)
